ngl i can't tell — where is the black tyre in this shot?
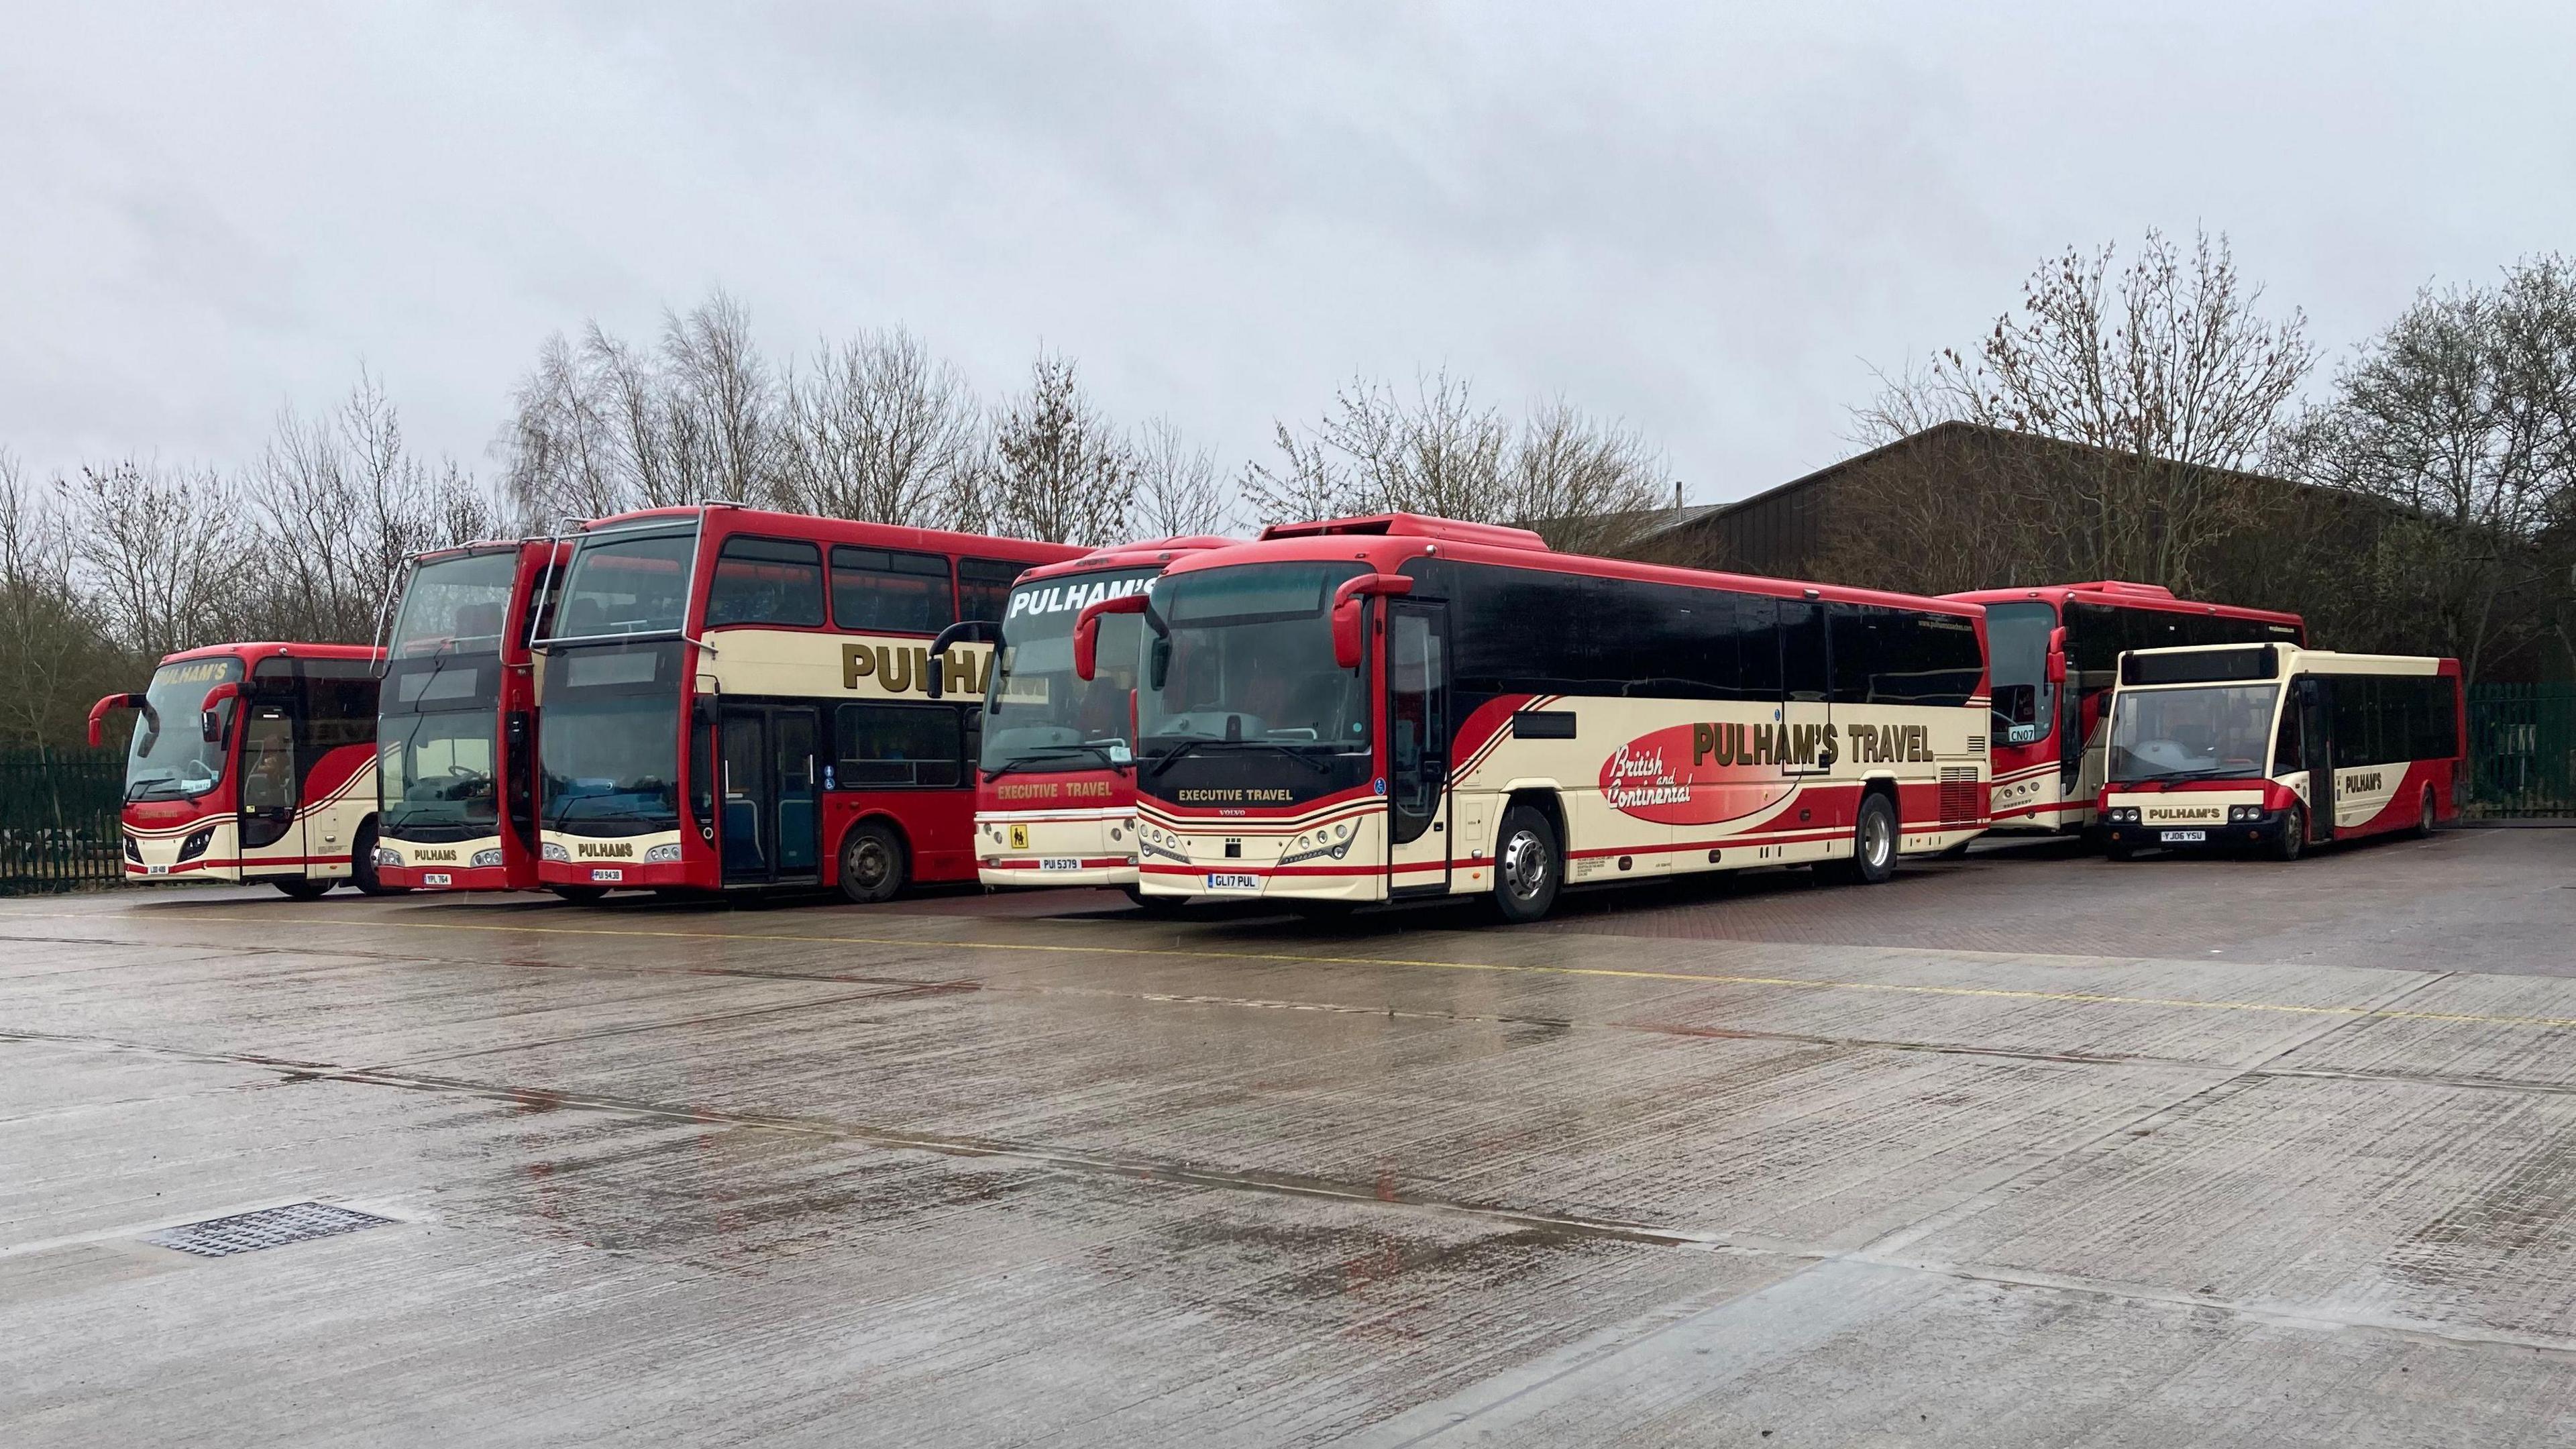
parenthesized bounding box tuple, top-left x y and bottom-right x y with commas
(1489, 804, 1563, 924)
(2414, 788, 2437, 839)
(273, 877, 333, 900)
(1843, 792, 1898, 885)
(2105, 841, 2136, 863)
(350, 821, 409, 896)
(837, 821, 906, 905)
(2274, 804, 2307, 862)
(549, 884, 609, 904)
(1122, 883, 1183, 914)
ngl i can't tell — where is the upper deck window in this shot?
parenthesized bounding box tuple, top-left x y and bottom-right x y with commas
(706, 536, 826, 628)
(552, 527, 696, 640)
(959, 557, 1025, 624)
(390, 549, 517, 657)
(831, 547, 953, 634)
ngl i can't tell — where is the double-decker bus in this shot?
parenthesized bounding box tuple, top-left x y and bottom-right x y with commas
(1102, 514, 1991, 922)
(2098, 644, 2462, 861)
(961, 535, 1234, 898)
(89, 642, 390, 898)
(1943, 582, 2303, 835)
(370, 538, 565, 892)
(531, 504, 1081, 904)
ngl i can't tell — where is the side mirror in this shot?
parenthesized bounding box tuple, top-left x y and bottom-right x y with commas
(1331, 573, 1415, 670)
(1073, 594, 1149, 682)
(925, 620, 998, 700)
(199, 682, 240, 744)
(2045, 626, 2068, 686)
(87, 692, 144, 748)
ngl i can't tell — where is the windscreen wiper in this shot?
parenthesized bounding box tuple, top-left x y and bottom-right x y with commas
(983, 745, 1117, 782)
(1147, 737, 1330, 779)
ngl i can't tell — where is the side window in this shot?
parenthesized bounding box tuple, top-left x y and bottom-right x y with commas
(1827, 604, 1878, 704)
(1891, 611, 1985, 708)
(958, 558, 1025, 625)
(2273, 703, 2304, 773)
(1735, 594, 1782, 700)
(1780, 601, 1829, 702)
(241, 706, 298, 812)
(706, 536, 826, 628)
(831, 547, 953, 634)
(305, 678, 378, 756)
(835, 704, 965, 788)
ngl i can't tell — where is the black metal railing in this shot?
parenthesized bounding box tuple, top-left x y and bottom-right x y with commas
(1, 749, 126, 894)
(2465, 684, 2576, 819)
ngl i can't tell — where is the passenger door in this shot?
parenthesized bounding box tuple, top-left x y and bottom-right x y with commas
(2298, 678, 2334, 844)
(235, 700, 304, 869)
(719, 706, 821, 886)
(1385, 600, 1452, 895)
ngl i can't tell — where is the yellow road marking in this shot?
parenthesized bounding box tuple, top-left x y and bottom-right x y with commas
(17, 908, 2576, 1034)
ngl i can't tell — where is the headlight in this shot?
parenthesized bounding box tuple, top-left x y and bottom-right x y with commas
(123, 834, 143, 862)
(180, 828, 216, 862)
(541, 841, 570, 862)
(374, 847, 401, 867)
(469, 848, 505, 867)
(2229, 805, 2261, 822)
(643, 843, 683, 863)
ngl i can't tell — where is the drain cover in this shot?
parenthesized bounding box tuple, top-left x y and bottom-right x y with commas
(144, 1201, 394, 1258)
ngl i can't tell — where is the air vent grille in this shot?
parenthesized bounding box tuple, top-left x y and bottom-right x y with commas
(1939, 768, 1983, 826)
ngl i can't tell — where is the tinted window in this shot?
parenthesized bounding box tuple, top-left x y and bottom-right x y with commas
(959, 557, 1024, 624)
(835, 703, 965, 788)
(1780, 601, 1829, 702)
(832, 547, 953, 633)
(706, 536, 825, 628)
(1829, 604, 1983, 707)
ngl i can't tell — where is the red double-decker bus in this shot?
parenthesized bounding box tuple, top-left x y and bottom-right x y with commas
(1941, 582, 2303, 835)
(958, 536, 1234, 898)
(91, 642, 392, 898)
(531, 504, 1081, 903)
(370, 537, 566, 892)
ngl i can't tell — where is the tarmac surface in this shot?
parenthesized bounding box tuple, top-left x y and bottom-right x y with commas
(5, 826, 2576, 1445)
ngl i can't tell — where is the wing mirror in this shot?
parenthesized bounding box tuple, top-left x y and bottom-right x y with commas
(925, 620, 997, 700)
(87, 692, 145, 748)
(199, 682, 241, 744)
(1331, 573, 1415, 670)
(2045, 626, 2068, 686)
(1073, 594, 1149, 682)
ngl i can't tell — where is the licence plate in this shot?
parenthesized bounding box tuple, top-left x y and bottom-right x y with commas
(1204, 873, 1260, 892)
(423, 872, 452, 888)
(146, 864, 170, 875)
(2159, 830, 2207, 844)
(591, 867, 623, 882)
(1039, 857, 1082, 872)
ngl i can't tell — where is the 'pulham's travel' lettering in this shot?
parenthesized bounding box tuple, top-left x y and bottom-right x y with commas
(845, 643, 983, 698)
(1688, 720, 1936, 769)
(1008, 577, 1150, 619)
(2343, 771, 2384, 792)
(576, 841, 635, 859)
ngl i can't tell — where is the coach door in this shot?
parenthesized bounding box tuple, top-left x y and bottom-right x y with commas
(720, 705, 822, 886)
(2297, 678, 2335, 844)
(235, 700, 303, 871)
(1386, 601, 1452, 894)
(1777, 600, 1833, 778)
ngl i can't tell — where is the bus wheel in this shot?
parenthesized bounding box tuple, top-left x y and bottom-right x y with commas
(273, 877, 333, 900)
(350, 822, 408, 896)
(2414, 789, 2438, 839)
(1122, 884, 1183, 915)
(838, 822, 905, 906)
(1843, 792, 1898, 885)
(2274, 805, 2307, 862)
(1491, 805, 1562, 924)
(549, 885, 608, 904)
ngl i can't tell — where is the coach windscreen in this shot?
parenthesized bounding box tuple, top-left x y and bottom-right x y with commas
(982, 566, 1158, 775)
(1136, 562, 1373, 802)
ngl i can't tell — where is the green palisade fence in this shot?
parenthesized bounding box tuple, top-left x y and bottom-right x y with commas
(2465, 684, 2576, 820)
(1, 749, 127, 895)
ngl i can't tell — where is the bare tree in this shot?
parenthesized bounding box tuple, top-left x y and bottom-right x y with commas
(775, 327, 980, 527)
(69, 460, 246, 660)
(2284, 255, 2576, 678)
(504, 331, 624, 524)
(0, 453, 117, 752)
(1863, 228, 2314, 592)
(985, 352, 1136, 545)
(1128, 417, 1234, 539)
(1509, 398, 1670, 553)
(660, 290, 775, 505)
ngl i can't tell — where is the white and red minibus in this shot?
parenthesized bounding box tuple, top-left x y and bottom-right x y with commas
(1943, 582, 2303, 835)
(530, 504, 1081, 903)
(952, 536, 1234, 897)
(371, 537, 566, 892)
(2097, 643, 2463, 860)
(91, 642, 393, 898)
(1097, 513, 1991, 922)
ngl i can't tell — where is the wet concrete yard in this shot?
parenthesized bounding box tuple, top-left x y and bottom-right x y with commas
(7, 829, 2576, 1445)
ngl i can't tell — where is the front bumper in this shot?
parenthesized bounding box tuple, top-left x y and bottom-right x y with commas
(980, 857, 1138, 889)
(2102, 810, 2286, 849)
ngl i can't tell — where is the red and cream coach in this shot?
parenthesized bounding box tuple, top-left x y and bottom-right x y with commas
(92, 641, 393, 898)
(1087, 514, 1992, 922)
(957, 535, 1233, 896)
(2098, 643, 2463, 861)
(1943, 582, 2302, 835)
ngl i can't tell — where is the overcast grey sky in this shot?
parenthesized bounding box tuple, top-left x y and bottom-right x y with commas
(5, 2, 2572, 504)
